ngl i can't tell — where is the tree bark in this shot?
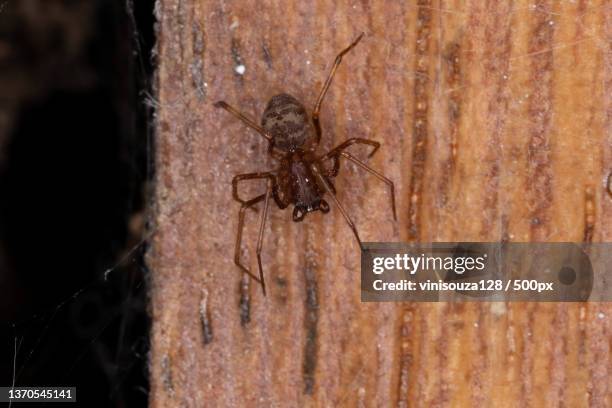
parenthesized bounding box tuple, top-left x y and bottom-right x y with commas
(148, 1, 612, 406)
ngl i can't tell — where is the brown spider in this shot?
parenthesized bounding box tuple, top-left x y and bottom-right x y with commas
(214, 33, 396, 296)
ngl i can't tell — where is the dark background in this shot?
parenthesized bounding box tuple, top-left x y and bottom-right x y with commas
(0, 1, 154, 406)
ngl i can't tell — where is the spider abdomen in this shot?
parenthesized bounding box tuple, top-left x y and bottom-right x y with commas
(261, 93, 315, 152)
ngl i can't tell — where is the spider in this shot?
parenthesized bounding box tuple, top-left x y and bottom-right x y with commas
(214, 33, 396, 296)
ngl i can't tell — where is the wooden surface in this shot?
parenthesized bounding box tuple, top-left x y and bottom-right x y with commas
(148, 1, 612, 406)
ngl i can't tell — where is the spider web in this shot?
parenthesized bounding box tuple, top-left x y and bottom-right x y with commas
(2, 0, 156, 406)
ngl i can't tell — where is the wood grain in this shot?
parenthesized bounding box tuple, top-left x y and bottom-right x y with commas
(148, 1, 612, 406)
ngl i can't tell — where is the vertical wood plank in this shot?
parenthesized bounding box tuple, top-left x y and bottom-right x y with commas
(150, 1, 611, 406)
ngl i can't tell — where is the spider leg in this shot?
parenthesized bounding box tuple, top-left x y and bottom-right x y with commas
(321, 154, 340, 178)
(255, 178, 273, 296)
(311, 164, 363, 250)
(313, 158, 338, 192)
(234, 179, 272, 296)
(233, 171, 286, 209)
(312, 33, 364, 145)
(214, 101, 273, 142)
(319, 137, 380, 161)
(232, 172, 276, 212)
(336, 151, 396, 221)
(235, 194, 266, 285)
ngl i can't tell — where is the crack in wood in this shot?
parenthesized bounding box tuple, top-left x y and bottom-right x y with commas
(527, 2, 555, 240)
(302, 257, 319, 395)
(396, 304, 416, 408)
(239, 273, 251, 326)
(406, 1, 432, 242)
(583, 186, 595, 243)
(438, 41, 462, 208)
(231, 37, 245, 78)
(479, 2, 513, 238)
(200, 288, 214, 344)
(191, 21, 206, 99)
(161, 354, 174, 394)
(262, 42, 273, 70)
(399, 2, 432, 405)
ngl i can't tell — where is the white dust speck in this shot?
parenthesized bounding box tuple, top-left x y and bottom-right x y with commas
(490, 302, 507, 316)
(306, 60, 311, 65)
(235, 64, 246, 75)
(229, 17, 239, 30)
(598, 312, 605, 319)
